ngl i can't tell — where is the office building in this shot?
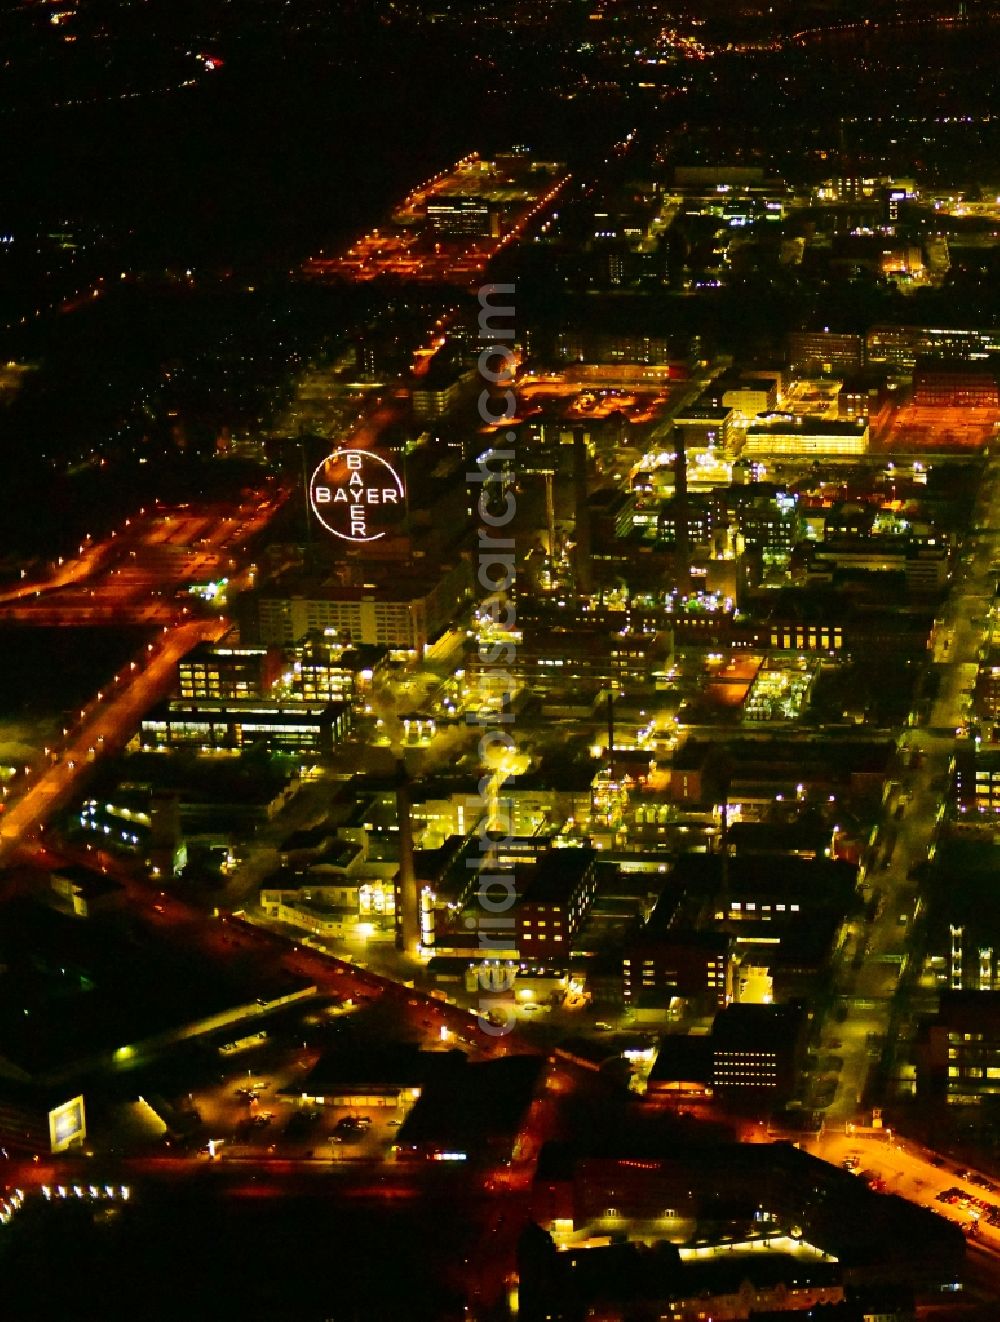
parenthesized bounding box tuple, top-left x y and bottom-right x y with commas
(290, 639, 387, 707)
(76, 790, 185, 878)
(837, 378, 883, 421)
(702, 376, 778, 423)
(516, 848, 599, 962)
(674, 406, 734, 455)
(767, 618, 841, 655)
(744, 415, 868, 458)
(975, 656, 1000, 725)
(802, 539, 950, 594)
(552, 328, 681, 367)
(657, 496, 716, 548)
(471, 615, 674, 694)
(260, 867, 397, 939)
(956, 747, 1000, 814)
(727, 486, 803, 552)
(426, 195, 496, 238)
(867, 324, 1000, 370)
(250, 560, 473, 651)
(912, 359, 1000, 408)
(917, 992, 1000, 1103)
(788, 331, 864, 376)
(412, 365, 472, 419)
(722, 377, 778, 420)
(710, 1003, 805, 1100)
(138, 699, 351, 756)
(767, 595, 933, 658)
(178, 644, 280, 701)
(623, 928, 732, 1010)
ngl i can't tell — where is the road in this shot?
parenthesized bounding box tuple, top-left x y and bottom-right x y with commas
(0, 487, 283, 626)
(0, 536, 112, 604)
(303, 154, 570, 288)
(810, 1128, 1000, 1296)
(0, 618, 227, 862)
(813, 455, 1000, 1128)
(0, 485, 288, 858)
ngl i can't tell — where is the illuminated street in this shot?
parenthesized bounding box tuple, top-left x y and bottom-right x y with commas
(4, 5, 1000, 1317)
(0, 618, 227, 861)
(0, 489, 283, 627)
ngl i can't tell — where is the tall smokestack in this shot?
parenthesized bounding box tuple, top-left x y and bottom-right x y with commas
(544, 470, 556, 563)
(673, 425, 691, 596)
(719, 792, 730, 916)
(607, 691, 615, 780)
(395, 759, 420, 955)
(572, 426, 592, 595)
(300, 431, 313, 547)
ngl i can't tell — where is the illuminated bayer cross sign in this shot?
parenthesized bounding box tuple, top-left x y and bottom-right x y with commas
(309, 448, 405, 543)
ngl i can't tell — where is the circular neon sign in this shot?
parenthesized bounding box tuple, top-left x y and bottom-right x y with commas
(309, 448, 405, 543)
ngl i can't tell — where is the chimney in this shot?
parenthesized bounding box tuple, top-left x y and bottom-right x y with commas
(572, 426, 593, 595)
(395, 759, 420, 955)
(673, 425, 691, 595)
(607, 691, 615, 780)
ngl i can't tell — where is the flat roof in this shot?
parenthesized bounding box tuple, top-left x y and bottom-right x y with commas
(674, 851, 856, 896)
(748, 415, 867, 436)
(280, 824, 334, 852)
(0, 898, 312, 1084)
(52, 869, 123, 901)
(294, 1045, 472, 1095)
(396, 1055, 543, 1148)
(649, 1034, 712, 1083)
(180, 643, 270, 661)
(676, 406, 733, 422)
(519, 848, 597, 904)
(712, 1002, 804, 1047)
(164, 699, 347, 717)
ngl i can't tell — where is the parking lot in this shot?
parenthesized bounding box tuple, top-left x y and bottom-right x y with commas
(813, 1128, 1000, 1248)
(168, 998, 437, 1163)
